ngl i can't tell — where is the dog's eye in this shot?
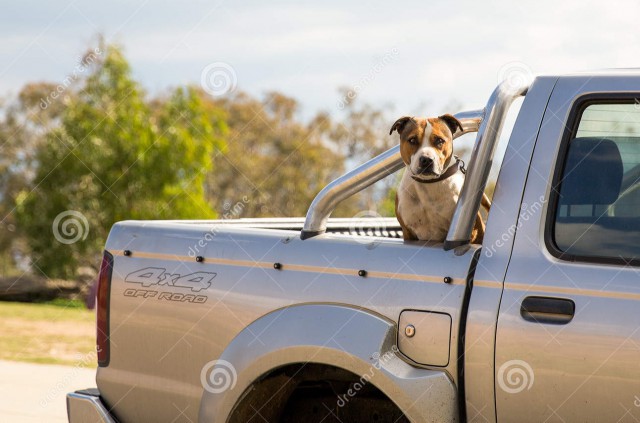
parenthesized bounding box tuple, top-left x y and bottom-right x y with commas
(434, 137, 445, 147)
(408, 137, 418, 145)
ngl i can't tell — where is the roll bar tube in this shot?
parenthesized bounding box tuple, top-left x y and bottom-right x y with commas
(300, 80, 528, 245)
(443, 82, 528, 250)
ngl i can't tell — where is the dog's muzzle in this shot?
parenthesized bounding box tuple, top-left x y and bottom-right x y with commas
(411, 156, 465, 184)
(417, 156, 435, 175)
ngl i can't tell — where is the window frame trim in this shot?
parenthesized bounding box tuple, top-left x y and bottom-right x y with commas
(544, 93, 640, 267)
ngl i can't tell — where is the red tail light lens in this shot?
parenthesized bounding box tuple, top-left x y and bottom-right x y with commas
(97, 251, 114, 367)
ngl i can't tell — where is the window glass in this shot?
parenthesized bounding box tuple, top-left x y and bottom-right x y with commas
(553, 102, 640, 261)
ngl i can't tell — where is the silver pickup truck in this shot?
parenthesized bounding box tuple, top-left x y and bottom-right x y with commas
(67, 71, 640, 423)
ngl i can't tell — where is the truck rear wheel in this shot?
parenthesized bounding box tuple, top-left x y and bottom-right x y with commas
(228, 363, 409, 423)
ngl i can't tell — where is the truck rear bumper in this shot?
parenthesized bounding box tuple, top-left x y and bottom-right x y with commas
(66, 389, 117, 423)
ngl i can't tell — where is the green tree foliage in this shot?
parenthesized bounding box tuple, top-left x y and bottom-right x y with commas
(0, 82, 65, 274)
(15, 44, 226, 279)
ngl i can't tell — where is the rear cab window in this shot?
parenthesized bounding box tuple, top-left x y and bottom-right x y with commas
(549, 100, 640, 264)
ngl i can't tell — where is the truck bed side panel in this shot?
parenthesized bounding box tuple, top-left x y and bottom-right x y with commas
(98, 221, 479, 422)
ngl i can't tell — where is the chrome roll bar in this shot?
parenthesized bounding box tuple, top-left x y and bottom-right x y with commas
(300, 110, 482, 240)
(443, 81, 528, 250)
(300, 80, 528, 244)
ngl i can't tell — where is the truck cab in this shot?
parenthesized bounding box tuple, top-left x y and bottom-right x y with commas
(67, 71, 640, 423)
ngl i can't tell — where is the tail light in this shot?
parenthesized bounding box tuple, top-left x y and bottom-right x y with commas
(97, 251, 114, 367)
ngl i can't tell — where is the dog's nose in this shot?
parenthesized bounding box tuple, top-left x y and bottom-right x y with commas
(419, 156, 433, 169)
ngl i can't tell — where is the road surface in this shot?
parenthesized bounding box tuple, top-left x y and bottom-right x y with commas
(0, 360, 96, 422)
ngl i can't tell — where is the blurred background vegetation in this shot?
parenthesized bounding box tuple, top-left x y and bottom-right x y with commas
(0, 41, 473, 290)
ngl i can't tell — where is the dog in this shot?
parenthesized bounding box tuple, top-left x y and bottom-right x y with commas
(390, 114, 491, 243)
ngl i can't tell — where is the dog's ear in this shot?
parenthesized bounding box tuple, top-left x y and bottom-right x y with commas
(389, 116, 414, 136)
(438, 114, 463, 135)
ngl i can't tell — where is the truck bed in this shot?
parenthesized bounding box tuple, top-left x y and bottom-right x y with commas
(96, 218, 478, 422)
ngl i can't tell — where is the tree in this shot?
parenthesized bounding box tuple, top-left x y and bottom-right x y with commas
(207, 91, 348, 217)
(330, 88, 398, 216)
(15, 44, 226, 279)
(0, 82, 66, 275)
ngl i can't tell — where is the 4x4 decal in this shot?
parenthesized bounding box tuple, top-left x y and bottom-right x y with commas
(122, 267, 217, 304)
(125, 267, 216, 292)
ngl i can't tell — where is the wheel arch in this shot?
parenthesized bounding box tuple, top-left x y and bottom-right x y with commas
(198, 304, 458, 422)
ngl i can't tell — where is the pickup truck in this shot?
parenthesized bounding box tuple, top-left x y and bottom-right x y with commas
(67, 71, 640, 423)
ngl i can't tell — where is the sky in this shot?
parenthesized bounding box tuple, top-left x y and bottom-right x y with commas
(2, 0, 640, 121)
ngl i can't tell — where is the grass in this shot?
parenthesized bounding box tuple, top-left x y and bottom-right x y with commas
(0, 301, 96, 367)
(43, 298, 88, 309)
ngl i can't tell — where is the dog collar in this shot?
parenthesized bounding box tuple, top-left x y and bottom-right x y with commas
(411, 156, 466, 184)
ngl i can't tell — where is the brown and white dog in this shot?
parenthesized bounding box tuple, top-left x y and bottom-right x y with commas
(390, 114, 490, 243)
